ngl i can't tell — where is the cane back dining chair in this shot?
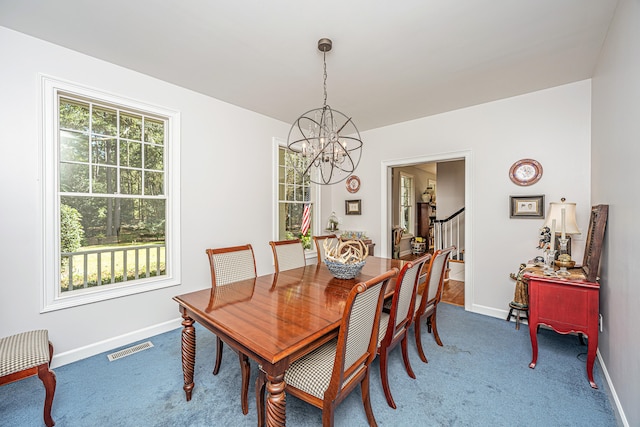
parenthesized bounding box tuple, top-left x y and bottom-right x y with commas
(377, 253, 431, 408)
(313, 234, 338, 262)
(413, 246, 455, 363)
(269, 239, 306, 273)
(255, 267, 399, 427)
(0, 330, 56, 427)
(205, 244, 257, 415)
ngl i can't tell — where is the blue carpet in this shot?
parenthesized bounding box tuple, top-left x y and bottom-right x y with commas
(0, 304, 618, 426)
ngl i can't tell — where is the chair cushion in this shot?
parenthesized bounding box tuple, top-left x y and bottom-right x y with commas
(424, 304, 435, 317)
(0, 330, 50, 376)
(378, 312, 405, 345)
(285, 338, 337, 399)
(415, 293, 436, 316)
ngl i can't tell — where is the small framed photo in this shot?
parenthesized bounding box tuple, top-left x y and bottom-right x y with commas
(510, 195, 544, 218)
(345, 199, 362, 215)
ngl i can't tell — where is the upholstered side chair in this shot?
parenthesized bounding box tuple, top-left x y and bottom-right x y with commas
(205, 244, 257, 415)
(0, 329, 56, 427)
(313, 234, 338, 262)
(413, 246, 455, 363)
(269, 239, 306, 273)
(255, 267, 398, 427)
(377, 253, 431, 408)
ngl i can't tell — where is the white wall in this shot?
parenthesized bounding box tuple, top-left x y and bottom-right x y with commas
(436, 160, 465, 220)
(436, 160, 466, 254)
(0, 27, 290, 365)
(330, 80, 592, 318)
(591, 0, 640, 425)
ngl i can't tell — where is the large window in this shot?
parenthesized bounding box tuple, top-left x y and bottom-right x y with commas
(42, 76, 181, 311)
(275, 142, 314, 250)
(399, 172, 415, 235)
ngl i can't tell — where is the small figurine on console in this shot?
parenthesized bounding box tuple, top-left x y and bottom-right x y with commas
(509, 263, 529, 309)
(537, 226, 551, 250)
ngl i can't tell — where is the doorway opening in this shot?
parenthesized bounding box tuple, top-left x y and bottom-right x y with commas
(380, 150, 472, 311)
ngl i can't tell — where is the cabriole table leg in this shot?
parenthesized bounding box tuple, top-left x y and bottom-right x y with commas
(586, 334, 598, 389)
(528, 321, 539, 369)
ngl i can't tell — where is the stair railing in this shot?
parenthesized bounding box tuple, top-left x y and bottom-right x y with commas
(433, 207, 465, 261)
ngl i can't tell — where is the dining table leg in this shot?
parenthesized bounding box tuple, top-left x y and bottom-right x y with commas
(265, 372, 286, 427)
(180, 309, 196, 401)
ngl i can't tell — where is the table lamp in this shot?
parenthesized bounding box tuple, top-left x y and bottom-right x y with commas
(543, 198, 580, 274)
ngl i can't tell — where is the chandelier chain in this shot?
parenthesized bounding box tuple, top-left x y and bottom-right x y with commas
(323, 51, 328, 106)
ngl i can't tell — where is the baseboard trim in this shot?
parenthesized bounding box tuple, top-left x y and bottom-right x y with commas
(597, 350, 629, 427)
(50, 317, 182, 368)
(469, 303, 506, 320)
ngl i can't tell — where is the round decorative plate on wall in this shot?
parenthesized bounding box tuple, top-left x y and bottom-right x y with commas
(509, 159, 543, 186)
(346, 175, 360, 193)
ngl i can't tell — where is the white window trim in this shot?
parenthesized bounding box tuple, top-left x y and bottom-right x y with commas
(272, 137, 320, 259)
(40, 75, 181, 312)
(399, 172, 415, 237)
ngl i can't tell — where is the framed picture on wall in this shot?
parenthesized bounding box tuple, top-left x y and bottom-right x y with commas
(345, 199, 362, 215)
(510, 195, 544, 218)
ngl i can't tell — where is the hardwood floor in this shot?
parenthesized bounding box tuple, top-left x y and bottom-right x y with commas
(398, 252, 465, 307)
(442, 279, 464, 307)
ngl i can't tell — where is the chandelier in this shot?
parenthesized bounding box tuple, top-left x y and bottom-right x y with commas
(287, 38, 363, 185)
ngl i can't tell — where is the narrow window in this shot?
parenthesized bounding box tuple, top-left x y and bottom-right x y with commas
(275, 143, 314, 251)
(400, 172, 415, 235)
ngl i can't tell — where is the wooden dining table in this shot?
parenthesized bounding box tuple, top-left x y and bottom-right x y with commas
(173, 256, 405, 426)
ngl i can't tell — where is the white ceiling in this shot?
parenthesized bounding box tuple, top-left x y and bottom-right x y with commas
(0, 0, 618, 132)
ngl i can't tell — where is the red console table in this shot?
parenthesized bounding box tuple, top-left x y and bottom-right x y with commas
(525, 204, 608, 389)
(525, 272, 600, 388)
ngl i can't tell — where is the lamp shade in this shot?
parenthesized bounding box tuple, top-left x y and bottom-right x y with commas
(543, 201, 580, 234)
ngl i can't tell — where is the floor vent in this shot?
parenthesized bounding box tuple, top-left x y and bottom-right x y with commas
(107, 341, 154, 362)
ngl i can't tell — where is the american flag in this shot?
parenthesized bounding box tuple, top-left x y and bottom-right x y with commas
(301, 203, 311, 235)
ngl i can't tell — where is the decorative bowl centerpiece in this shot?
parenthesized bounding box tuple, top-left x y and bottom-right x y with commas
(554, 259, 576, 269)
(323, 239, 369, 279)
(325, 260, 366, 279)
(554, 253, 576, 269)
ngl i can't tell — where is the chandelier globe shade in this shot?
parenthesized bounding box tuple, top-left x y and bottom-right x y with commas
(287, 38, 363, 185)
